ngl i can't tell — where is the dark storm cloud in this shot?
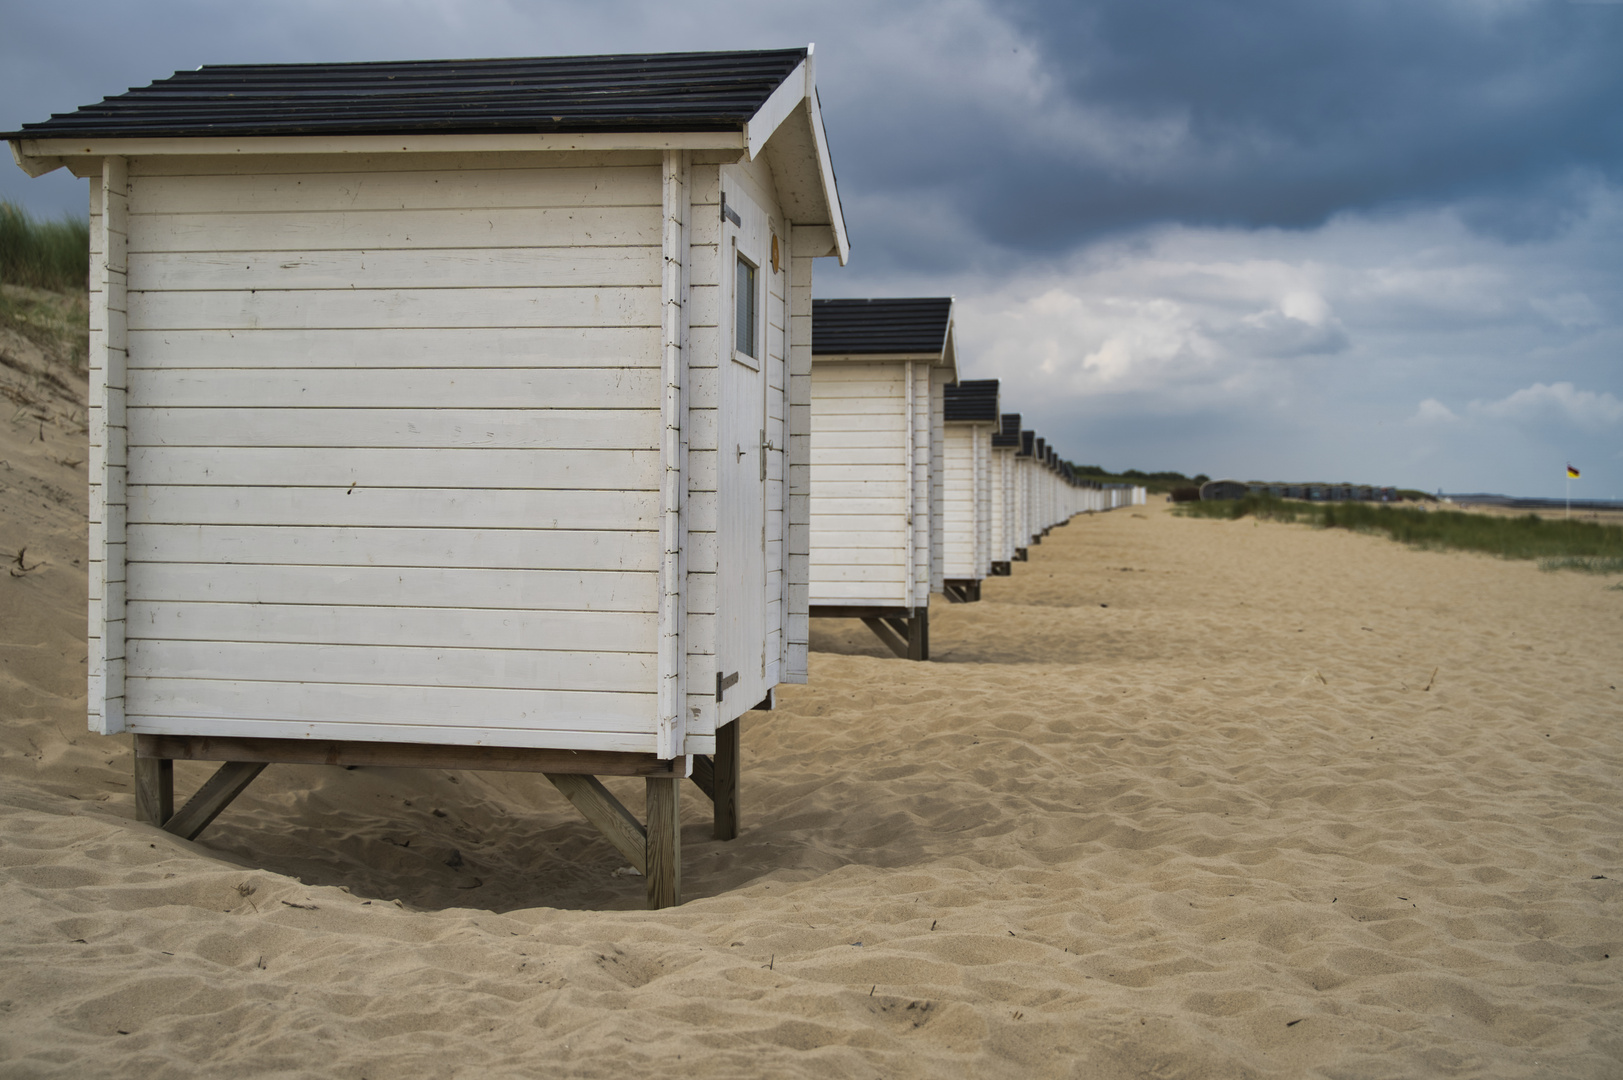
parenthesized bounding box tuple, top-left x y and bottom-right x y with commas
(823, 0, 1623, 269)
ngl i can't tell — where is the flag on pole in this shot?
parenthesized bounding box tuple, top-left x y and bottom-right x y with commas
(1567, 464, 1581, 479)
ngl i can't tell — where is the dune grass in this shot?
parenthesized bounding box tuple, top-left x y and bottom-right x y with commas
(1177, 495, 1623, 570)
(1, 201, 89, 293)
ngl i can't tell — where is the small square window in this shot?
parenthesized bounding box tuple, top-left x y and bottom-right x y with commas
(735, 256, 757, 360)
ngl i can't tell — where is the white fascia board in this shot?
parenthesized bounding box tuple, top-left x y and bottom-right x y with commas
(13, 130, 745, 164)
(9, 140, 65, 177)
(806, 84, 850, 263)
(745, 45, 848, 266)
(745, 59, 809, 162)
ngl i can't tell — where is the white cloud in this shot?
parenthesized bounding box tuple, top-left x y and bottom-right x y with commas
(1469, 382, 1623, 432)
(1413, 398, 1461, 424)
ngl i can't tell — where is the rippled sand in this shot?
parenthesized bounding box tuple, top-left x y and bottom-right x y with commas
(3, 491, 1620, 1077)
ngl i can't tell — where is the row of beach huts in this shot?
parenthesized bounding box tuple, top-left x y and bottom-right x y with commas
(6, 46, 1142, 906)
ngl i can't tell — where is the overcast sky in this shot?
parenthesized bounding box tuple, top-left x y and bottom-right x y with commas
(4, 0, 1619, 497)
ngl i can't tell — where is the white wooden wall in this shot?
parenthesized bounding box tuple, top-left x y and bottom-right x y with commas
(989, 447, 1011, 564)
(942, 424, 976, 579)
(942, 422, 993, 580)
(118, 151, 669, 751)
(911, 361, 931, 607)
(928, 368, 948, 595)
(808, 360, 912, 606)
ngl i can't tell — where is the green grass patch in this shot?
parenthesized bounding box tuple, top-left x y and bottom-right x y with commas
(1, 201, 89, 293)
(1176, 495, 1623, 568)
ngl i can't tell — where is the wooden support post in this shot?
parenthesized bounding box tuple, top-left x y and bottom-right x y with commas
(645, 777, 681, 909)
(909, 609, 929, 662)
(861, 616, 910, 659)
(713, 718, 740, 841)
(134, 756, 173, 826)
(164, 761, 266, 841)
(545, 773, 648, 876)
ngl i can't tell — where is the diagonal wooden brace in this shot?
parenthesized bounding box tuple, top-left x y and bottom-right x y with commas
(861, 616, 910, 658)
(545, 772, 647, 876)
(165, 761, 267, 841)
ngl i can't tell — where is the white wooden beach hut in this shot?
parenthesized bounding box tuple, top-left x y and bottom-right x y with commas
(988, 412, 1021, 574)
(808, 297, 956, 660)
(6, 47, 849, 908)
(941, 379, 999, 602)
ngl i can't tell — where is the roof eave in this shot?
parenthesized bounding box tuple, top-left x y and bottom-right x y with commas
(9, 128, 750, 177)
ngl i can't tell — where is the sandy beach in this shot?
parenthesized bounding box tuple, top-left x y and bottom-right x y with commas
(3, 343, 1621, 1076)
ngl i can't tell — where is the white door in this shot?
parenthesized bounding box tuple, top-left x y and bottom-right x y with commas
(717, 185, 768, 718)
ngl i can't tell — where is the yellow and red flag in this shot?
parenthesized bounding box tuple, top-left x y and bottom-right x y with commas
(1567, 464, 1581, 479)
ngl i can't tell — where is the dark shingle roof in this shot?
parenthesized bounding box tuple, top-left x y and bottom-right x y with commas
(1020, 431, 1036, 457)
(993, 413, 1021, 449)
(812, 298, 952, 356)
(3, 49, 807, 140)
(944, 379, 998, 423)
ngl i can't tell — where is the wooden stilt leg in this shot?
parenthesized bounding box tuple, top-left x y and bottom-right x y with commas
(645, 777, 681, 909)
(713, 719, 740, 841)
(908, 609, 929, 661)
(134, 756, 173, 826)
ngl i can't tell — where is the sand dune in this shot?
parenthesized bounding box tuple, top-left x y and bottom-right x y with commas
(3, 341, 1621, 1075)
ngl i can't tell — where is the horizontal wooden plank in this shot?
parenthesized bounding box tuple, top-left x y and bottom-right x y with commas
(809, 464, 912, 484)
(130, 166, 661, 214)
(129, 640, 657, 694)
(809, 481, 910, 499)
(809, 448, 910, 468)
(808, 564, 912, 586)
(130, 407, 659, 450)
(127, 601, 656, 654)
(128, 562, 657, 612)
(128, 286, 660, 332)
(131, 367, 661, 411)
(130, 247, 660, 293)
(129, 486, 658, 530)
(805, 548, 909, 567)
(808, 529, 911, 550)
(126, 679, 654, 734)
(809, 398, 910, 417)
(806, 513, 908, 533)
(129, 207, 661, 253)
(127, 327, 659, 370)
(808, 580, 909, 602)
(811, 379, 908, 397)
(126, 525, 656, 572)
(128, 447, 659, 491)
(129, 716, 659, 754)
(136, 732, 680, 778)
(811, 361, 904, 379)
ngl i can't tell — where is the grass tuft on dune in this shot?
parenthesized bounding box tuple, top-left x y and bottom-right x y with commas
(1177, 494, 1623, 568)
(1, 201, 89, 294)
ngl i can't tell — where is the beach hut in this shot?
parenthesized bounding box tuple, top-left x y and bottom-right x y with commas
(941, 379, 999, 602)
(989, 412, 1021, 572)
(6, 46, 849, 909)
(808, 297, 957, 660)
(1200, 479, 1250, 501)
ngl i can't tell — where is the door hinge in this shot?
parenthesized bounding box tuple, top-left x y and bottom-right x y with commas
(716, 670, 739, 702)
